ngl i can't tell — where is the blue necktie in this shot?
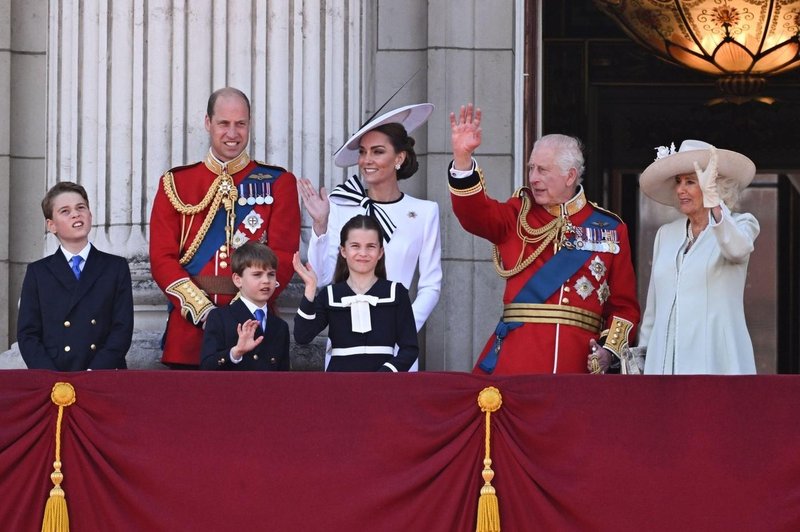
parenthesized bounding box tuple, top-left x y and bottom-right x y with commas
(71, 255, 83, 279)
(254, 308, 266, 331)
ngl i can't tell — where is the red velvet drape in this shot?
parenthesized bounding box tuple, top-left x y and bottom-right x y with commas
(1, 371, 799, 531)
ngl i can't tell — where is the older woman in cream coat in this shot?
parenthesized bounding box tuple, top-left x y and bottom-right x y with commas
(637, 140, 759, 374)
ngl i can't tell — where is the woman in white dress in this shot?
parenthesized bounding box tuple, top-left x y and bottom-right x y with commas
(636, 139, 760, 374)
(297, 104, 442, 370)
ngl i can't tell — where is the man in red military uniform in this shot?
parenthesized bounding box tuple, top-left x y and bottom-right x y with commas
(150, 87, 300, 368)
(448, 104, 639, 374)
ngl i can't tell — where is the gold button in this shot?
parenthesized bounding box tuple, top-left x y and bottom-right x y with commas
(219, 252, 228, 260)
(91, 319, 97, 325)
(90, 344, 96, 351)
(613, 334, 619, 339)
(218, 358, 226, 365)
(563, 287, 571, 293)
(270, 357, 277, 364)
(561, 297, 569, 304)
(220, 245, 228, 252)
(253, 355, 259, 360)
(64, 321, 71, 327)
(64, 346, 71, 352)
(219, 261, 228, 269)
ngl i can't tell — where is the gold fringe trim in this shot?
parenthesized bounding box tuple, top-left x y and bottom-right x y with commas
(42, 382, 76, 532)
(476, 386, 502, 532)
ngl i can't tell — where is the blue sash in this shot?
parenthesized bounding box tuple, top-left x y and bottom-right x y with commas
(184, 166, 283, 275)
(479, 210, 619, 373)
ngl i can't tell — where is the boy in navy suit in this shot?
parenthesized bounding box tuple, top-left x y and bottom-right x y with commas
(17, 182, 134, 370)
(200, 242, 290, 370)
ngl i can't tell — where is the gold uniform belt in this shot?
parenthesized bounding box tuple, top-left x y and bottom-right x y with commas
(502, 303, 601, 333)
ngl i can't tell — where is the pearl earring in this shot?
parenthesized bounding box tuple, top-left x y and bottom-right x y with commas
(395, 164, 401, 170)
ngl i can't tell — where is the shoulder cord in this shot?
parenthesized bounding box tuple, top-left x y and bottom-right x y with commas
(162, 171, 235, 266)
(493, 193, 566, 278)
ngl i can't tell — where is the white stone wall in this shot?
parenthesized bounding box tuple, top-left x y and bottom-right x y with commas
(2, 0, 524, 371)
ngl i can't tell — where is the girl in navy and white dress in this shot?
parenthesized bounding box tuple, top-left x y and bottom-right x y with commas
(297, 104, 441, 371)
(292, 215, 419, 372)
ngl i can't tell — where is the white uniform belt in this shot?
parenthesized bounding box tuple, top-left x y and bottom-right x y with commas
(502, 303, 602, 333)
(330, 346, 395, 357)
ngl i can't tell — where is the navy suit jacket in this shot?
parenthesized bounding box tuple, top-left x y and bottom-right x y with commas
(17, 245, 134, 371)
(200, 299, 290, 371)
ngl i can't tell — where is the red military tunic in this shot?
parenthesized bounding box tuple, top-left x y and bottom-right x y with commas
(150, 150, 300, 366)
(449, 166, 640, 374)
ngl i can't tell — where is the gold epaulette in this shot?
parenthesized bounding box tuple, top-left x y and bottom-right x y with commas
(589, 201, 624, 223)
(166, 278, 214, 326)
(254, 160, 288, 173)
(600, 316, 634, 358)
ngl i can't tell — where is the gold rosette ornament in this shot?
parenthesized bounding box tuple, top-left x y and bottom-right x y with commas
(41, 382, 76, 532)
(476, 386, 502, 532)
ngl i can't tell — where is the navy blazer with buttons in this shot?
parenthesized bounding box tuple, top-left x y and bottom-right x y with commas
(200, 298, 290, 371)
(17, 245, 134, 371)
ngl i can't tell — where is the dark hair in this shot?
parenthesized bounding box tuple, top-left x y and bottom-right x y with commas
(231, 242, 278, 276)
(333, 215, 387, 283)
(206, 87, 251, 118)
(369, 122, 419, 180)
(41, 182, 90, 219)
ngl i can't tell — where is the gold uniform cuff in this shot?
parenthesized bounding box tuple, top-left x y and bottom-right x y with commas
(166, 278, 214, 325)
(448, 167, 485, 197)
(600, 316, 634, 358)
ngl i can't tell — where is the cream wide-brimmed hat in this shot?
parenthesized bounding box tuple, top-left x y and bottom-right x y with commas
(639, 139, 755, 207)
(333, 103, 434, 168)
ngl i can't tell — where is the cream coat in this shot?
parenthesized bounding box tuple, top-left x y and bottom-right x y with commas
(639, 205, 759, 374)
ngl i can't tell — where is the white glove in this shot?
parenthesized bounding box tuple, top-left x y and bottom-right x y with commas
(693, 146, 720, 208)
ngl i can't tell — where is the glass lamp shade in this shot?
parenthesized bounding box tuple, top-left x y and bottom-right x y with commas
(595, 0, 800, 100)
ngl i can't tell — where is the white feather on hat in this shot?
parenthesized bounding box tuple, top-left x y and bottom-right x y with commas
(639, 139, 755, 207)
(333, 103, 434, 168)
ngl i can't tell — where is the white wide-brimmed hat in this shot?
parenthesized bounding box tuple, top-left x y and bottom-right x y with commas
(639, 139, 755, 207)
(333, 103, 434, 168)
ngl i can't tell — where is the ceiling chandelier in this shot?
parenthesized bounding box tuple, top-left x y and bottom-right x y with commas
(594, 0, 800, 103)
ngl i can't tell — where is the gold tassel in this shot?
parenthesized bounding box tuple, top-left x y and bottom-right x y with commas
(476, 386, 502, 532)
(41, 382, 76, 532)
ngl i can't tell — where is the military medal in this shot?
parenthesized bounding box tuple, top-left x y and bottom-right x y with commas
(589, 255, 607, 281)
(247, 183, 257, 205)
(264, 182, 274, 205)
(597, 281, 610, 304)
(574, 275, 595, 300)
(232, 230, 248, 249)
(237, 184, 247, 206)
(243, 210, 264, 234)
(255, 182, 265, 205)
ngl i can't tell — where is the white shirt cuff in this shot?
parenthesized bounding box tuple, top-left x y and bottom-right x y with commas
(449, 158, 477, 179)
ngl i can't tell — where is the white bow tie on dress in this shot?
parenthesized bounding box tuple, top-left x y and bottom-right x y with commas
(340, 294, 380, 333)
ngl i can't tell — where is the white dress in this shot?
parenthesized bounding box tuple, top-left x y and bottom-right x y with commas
(307, 190, 442, 370)
(639, 204, 760, 374)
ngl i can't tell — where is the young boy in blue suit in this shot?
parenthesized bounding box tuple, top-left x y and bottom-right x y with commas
(200, 242, 290, 370)
(17, 182, 134, 370)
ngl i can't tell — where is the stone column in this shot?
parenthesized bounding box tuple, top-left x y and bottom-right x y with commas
(5, 0, 48, 352)
(424, 0, 521, 370)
